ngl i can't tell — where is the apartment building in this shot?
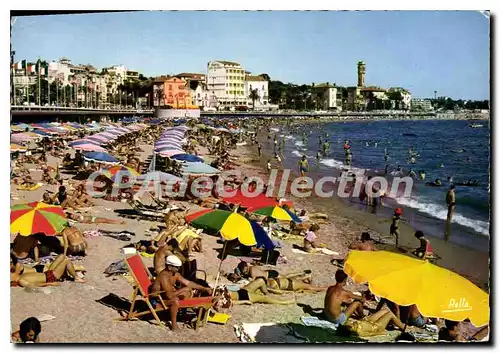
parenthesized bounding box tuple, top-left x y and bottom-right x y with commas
(244, 75, 269, 108)
(207, 60, 246, 107)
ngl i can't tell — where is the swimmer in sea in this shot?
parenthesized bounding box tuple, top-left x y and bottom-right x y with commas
(384, 149, 389, 162)
(425, 178, 442, 187)
(384, 164, 389, 176)
(419, 170, 426, 180)
(409, 169, 417, 179)
(298, 155, 309, 177)
(318, 136, 323, 147)
(316, 150, 322, 168)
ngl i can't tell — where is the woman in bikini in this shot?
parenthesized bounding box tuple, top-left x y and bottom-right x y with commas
(65, 211, 125, 225)
(11, 253, 86, 288)
(267, 276, 326, 293)
(213, 278, 295, 310)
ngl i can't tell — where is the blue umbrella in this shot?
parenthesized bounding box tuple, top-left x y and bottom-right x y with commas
(250, 220, 276, 250)
(33, 129, 51, 136)
(171, 153, 204, 163)
(181, 161, 220, 175)
(83, 151, 119, 164)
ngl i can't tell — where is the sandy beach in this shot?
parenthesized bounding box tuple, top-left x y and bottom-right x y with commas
(10, 122, 487, 343)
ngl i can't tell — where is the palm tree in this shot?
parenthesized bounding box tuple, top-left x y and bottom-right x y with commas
(249, 88, 259, 110)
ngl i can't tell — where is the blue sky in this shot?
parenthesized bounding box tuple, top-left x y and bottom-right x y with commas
(12, 11, 490, 99)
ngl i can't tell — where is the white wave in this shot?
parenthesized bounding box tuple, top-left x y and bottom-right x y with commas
(294, 140, 305, 148)
(291, 150, 314, 159)
(285, 135, 295, 140)
(270, 127, 280, 132)
(319, 158, 367, 174)
(396, 197, 490, 236)
(320, 158, 345, 169)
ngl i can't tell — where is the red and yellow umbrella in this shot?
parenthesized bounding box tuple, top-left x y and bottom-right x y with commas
(11, 202, 68, 236)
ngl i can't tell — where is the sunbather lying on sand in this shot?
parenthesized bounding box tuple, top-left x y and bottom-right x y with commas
(11, 253, 86, 287)
(65, 211, 125, 224)
(229, 261, 312, 284)
(214, 278, 295, 310)
(148, 255, 212, 331)
(338, 308, 406, 337)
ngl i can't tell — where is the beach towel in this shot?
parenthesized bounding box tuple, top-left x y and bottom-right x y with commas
(300, 316, 338, 332)
(83, 229, 101, 238)
(17, 182, 43, 191)
(292, 248, 339, 256)
(37, 314, 56, 322)
(103, 260, 128, 276)
(234, 323, 303, 343)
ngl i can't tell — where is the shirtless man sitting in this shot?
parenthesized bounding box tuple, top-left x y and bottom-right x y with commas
(324, 269, 366, 325)
(331, 232, 377, 267)
(153, 232, 188, 275)
(59, 226, 88, 256)
(149, 255, 212, 330)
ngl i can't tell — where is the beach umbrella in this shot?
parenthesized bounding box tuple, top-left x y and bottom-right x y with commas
(99, 132, 119, 139)
(87, 135, 111, 144)
(155, 138, 183, 144)
(171, 153, 204, 163)
(157, 149, 186, 158)
(32, 129, 51, 137)
(69, 139, 102, 147)
(103, 129, 124, 136)
(10, 143, 26, 152)
(248, 205, 302, 223)
(11, 133, 38, 142)
(154, 144, 184, 151)
(185, 209, 274, 249)
(222, 190, 293, 209)
(10, 202, 68, 236)
(103, 165, 140, 180)
(344, 250, 490, 327)
(72, 143, 107, 152)
(136, 171, 183, 184)
(83, 151, 120, 165)
(181, 161, 220, 176)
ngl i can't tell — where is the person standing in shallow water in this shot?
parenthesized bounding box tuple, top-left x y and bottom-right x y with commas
(446, 185, 456, 223)
(257, 143, 262, 158)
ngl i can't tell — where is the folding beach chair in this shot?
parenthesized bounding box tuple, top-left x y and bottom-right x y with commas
(120, 254, 214, 330)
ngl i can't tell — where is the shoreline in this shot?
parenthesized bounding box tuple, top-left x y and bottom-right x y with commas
(239, 142, 490, 290)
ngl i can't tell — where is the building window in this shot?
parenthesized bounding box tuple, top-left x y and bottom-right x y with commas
(262, 85, 265, 90)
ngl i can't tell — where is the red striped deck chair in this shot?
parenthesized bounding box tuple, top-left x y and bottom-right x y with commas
(121, 254, 214, 330)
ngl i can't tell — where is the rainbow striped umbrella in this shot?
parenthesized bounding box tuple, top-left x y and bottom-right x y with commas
(104, 165, 140, 179)
(248, 205, 302, 223)
(11, 202, 68, 236)
(186, 209, 274, 248)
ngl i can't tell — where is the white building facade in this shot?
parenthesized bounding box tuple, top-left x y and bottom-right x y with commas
(244, 75, 269, 109)
(207, 60, 246, 107)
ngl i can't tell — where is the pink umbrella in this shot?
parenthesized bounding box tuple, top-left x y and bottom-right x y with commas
(98, 132, 118, 139)
(72, 143, 107, 152)
(11, 133, 38, 142)
(88, 135, 111, 143)
(157, 149, 185, 157)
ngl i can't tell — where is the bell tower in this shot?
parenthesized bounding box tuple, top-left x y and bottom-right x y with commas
(357, 61, 366, 88)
